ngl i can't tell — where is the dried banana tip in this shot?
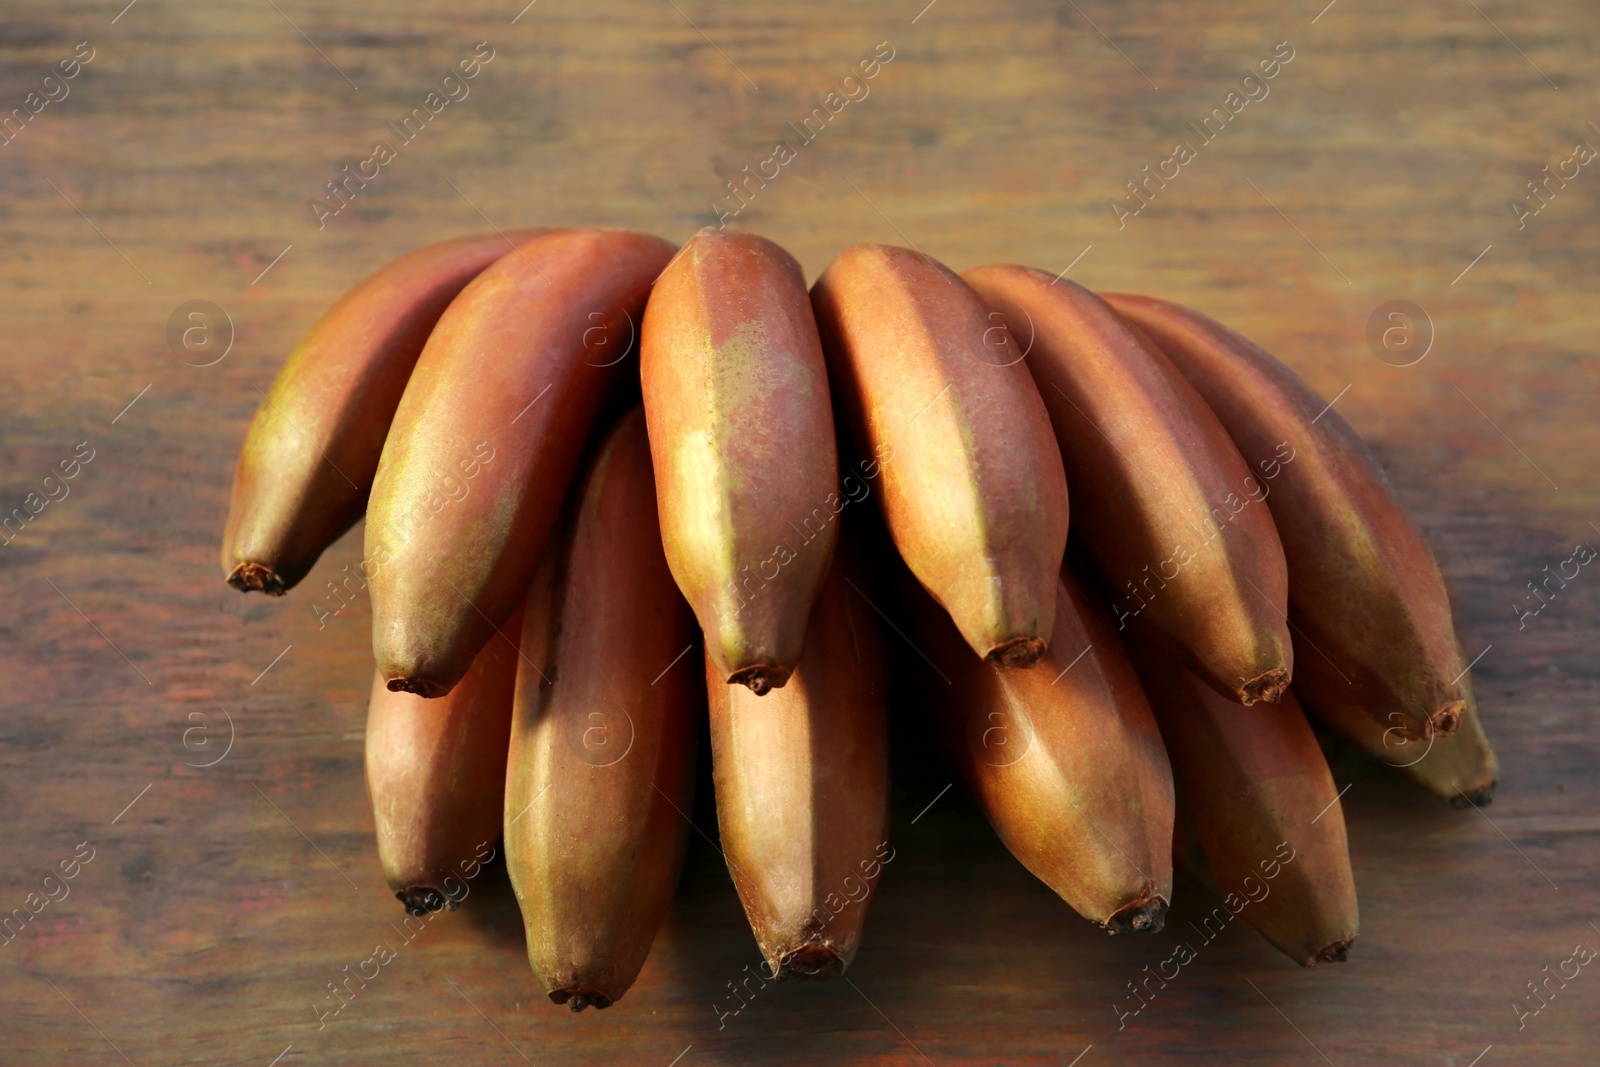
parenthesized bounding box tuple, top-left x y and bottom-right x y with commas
(550, 988, 613, 1012)
(1238, 667, 1290, 705)
(386, 676, 450, 699)
(1450, 782, 1497, 809)
(396, 886, 456, 917)
(227, 561, 286, 596)
(1311, 936, 1355, 965)
(1105, 893, 1169, 935)
(1429, 699, 1465, 737)
(729, 664, 791, 696)
(987, 636, 1047, 669)
(774, 942, 845, 979)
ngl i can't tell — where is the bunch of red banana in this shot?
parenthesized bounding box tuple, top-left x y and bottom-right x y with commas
(221, 226, 1495, 1008)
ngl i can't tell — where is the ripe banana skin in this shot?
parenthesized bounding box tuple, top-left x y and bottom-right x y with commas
(1106, 293, 1464, 740)
(811, 244, 1069, 668)
(966, 268, 1292, 706)
(1129, 642, 1359, 967)
(643, 229, 838, 696)
(222, 231, 550, 594)
(364, 609, 520, 915)
(1304, 672, 1499, 807)
(366, 229, 676, 698)
(706, 530, 889, 979)
(896, 557, 1174, 932)
(504, 407, 700, 1012)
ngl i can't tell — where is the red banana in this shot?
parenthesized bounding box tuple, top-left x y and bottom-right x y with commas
(1129, 642, 1359, 966)
(503, 407, 701, 1011)
(1106, 292, 1466, 739)
(811, 244, 1070, 668)
(222, 231, 550, 593)
(965, 268, 1292, 705)
(643, 228, 838, 695)
(366, 229, 675, 698)
(706, 531, 889, 978)
(898, 558, 1174, 932)
(364, 608, 520, 915)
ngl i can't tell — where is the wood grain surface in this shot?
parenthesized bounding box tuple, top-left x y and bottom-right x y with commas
(2, 0, 1597, 1063)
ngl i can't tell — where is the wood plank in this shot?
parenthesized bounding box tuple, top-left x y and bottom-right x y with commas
(1, 0, 1595, 1062)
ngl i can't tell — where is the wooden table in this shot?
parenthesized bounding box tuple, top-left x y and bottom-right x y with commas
(2, 0, 1595, 1062)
